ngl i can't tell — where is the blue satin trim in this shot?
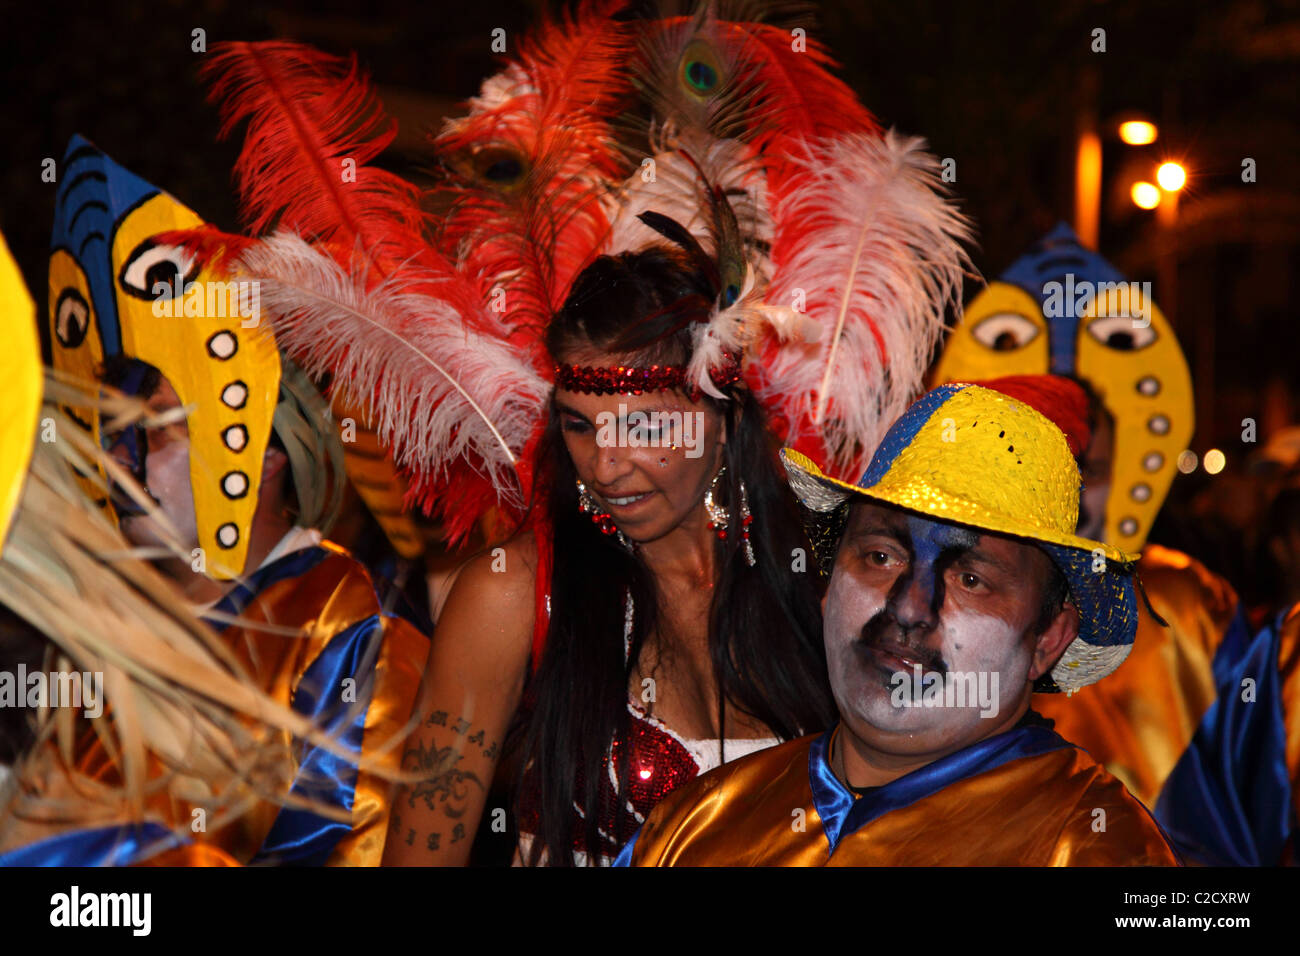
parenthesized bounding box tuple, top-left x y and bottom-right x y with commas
(249, 613, 383, 865)
(209, 545, 384, 866)
(207, 546, 330, 622)
(808, 723, 1070, 855)
(612, 829, 639, 868)
(0, 822, 179, 867)
(1155, 607, 1294, 865)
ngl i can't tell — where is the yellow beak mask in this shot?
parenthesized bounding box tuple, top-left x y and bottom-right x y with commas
(48, 136, 281, 578)
(932, 224, 1193, 552)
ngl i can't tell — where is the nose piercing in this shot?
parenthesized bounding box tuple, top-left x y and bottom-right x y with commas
(659, 457, 668, 467)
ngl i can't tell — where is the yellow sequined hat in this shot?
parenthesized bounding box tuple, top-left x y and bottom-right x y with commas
(0, 233, 42, 551)
(782, 383, 1140, 692)
(48, 136, 281, 578)
(931, 223, 1193, 550)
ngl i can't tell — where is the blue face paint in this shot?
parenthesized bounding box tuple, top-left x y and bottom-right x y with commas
(889, 515, 980, 624)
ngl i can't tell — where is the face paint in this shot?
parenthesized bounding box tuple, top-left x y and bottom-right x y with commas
(115, 377, 201, 555)
(884, 517, 978, 634)
(825, 503, 1054, 759)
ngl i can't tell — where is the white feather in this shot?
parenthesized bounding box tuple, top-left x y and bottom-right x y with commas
(763, 130, 973, 477)
(685, 265, 763, 398)
(232, 232, 549, 507)
(602, 132, 771, 270)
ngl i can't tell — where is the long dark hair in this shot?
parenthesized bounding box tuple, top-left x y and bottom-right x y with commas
(519, 244, 836, 865)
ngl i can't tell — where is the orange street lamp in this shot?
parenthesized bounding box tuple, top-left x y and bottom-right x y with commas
(1157, 162, 1187, 192)
(1131, 181, 1161, 209)
(1119, 120, 1158, 145)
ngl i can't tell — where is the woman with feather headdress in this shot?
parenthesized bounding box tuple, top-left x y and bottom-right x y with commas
(178, 1, 970, 865)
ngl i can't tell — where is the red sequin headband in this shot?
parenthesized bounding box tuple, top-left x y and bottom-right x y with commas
(554, 361, 742, 399)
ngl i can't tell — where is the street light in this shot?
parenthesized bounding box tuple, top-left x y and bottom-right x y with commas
(1131, 181, 1161, 209)
(1157, 162, 1187, 192)
(1119, 120, 1158, 145)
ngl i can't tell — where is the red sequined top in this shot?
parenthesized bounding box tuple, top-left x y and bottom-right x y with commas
(517, 588, 778, 864)
(515, 699, 778, 865)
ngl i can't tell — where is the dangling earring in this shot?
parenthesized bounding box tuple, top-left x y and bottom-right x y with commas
(576, 479, 633, 552)
(703, 467, 756, 567)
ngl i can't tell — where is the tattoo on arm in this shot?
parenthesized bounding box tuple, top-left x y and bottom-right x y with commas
(401, 714, 498, 827)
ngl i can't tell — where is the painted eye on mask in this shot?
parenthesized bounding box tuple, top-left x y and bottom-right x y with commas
(1085, 315, 1157, 351)
(53, 288, 91, 348)
(118, 239, 199, 301)
(970, 312, 1040, 351)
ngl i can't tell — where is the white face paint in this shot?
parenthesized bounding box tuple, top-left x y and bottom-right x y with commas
(115, 377, 200, 556)
(825, 503, 1062, 759)
(120, 433, 199, 553)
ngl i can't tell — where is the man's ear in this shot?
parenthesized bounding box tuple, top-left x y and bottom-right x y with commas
(1028, 600, 1080, 683)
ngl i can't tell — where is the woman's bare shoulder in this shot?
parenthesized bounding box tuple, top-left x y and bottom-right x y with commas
(436, 530, 539, 655)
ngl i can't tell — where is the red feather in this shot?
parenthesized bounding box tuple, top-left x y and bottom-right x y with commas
(434, 1, 635, 334)
(202, 41, 433, 281)
(732, 22, 881, 196)
(198, 42, 540, 544)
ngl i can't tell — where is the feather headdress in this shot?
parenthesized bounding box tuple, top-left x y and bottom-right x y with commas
(435, 1, 636, 335)
(181, 42, 552, 543)
(180, 1, 970, 549)
(759, 131, 973, 479)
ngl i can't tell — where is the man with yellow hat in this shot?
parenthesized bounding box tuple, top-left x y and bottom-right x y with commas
(931, 225, 1297, 866)
(615, 381, 1179, 865)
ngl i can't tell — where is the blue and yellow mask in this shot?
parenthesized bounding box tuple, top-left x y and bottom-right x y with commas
(932, 224, 1193, 551)
(48, 136, 281, 578)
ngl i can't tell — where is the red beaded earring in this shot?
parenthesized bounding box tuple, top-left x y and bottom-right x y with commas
(703, 467, 756, 566)
(576, 479, 633, 551)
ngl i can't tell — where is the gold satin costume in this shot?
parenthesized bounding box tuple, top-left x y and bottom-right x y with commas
(72, 541, 427, 866)
(619, 725, 1180, 866)
(1036, 545, 1239, 808)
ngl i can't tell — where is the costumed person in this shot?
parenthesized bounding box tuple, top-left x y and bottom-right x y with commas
(0, 231, 372, 867)
(172, 2, 970, 865)
(44, 137, 429, 865)
(615, 382, 1180, 866)
(931, 224, 1298, 866)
